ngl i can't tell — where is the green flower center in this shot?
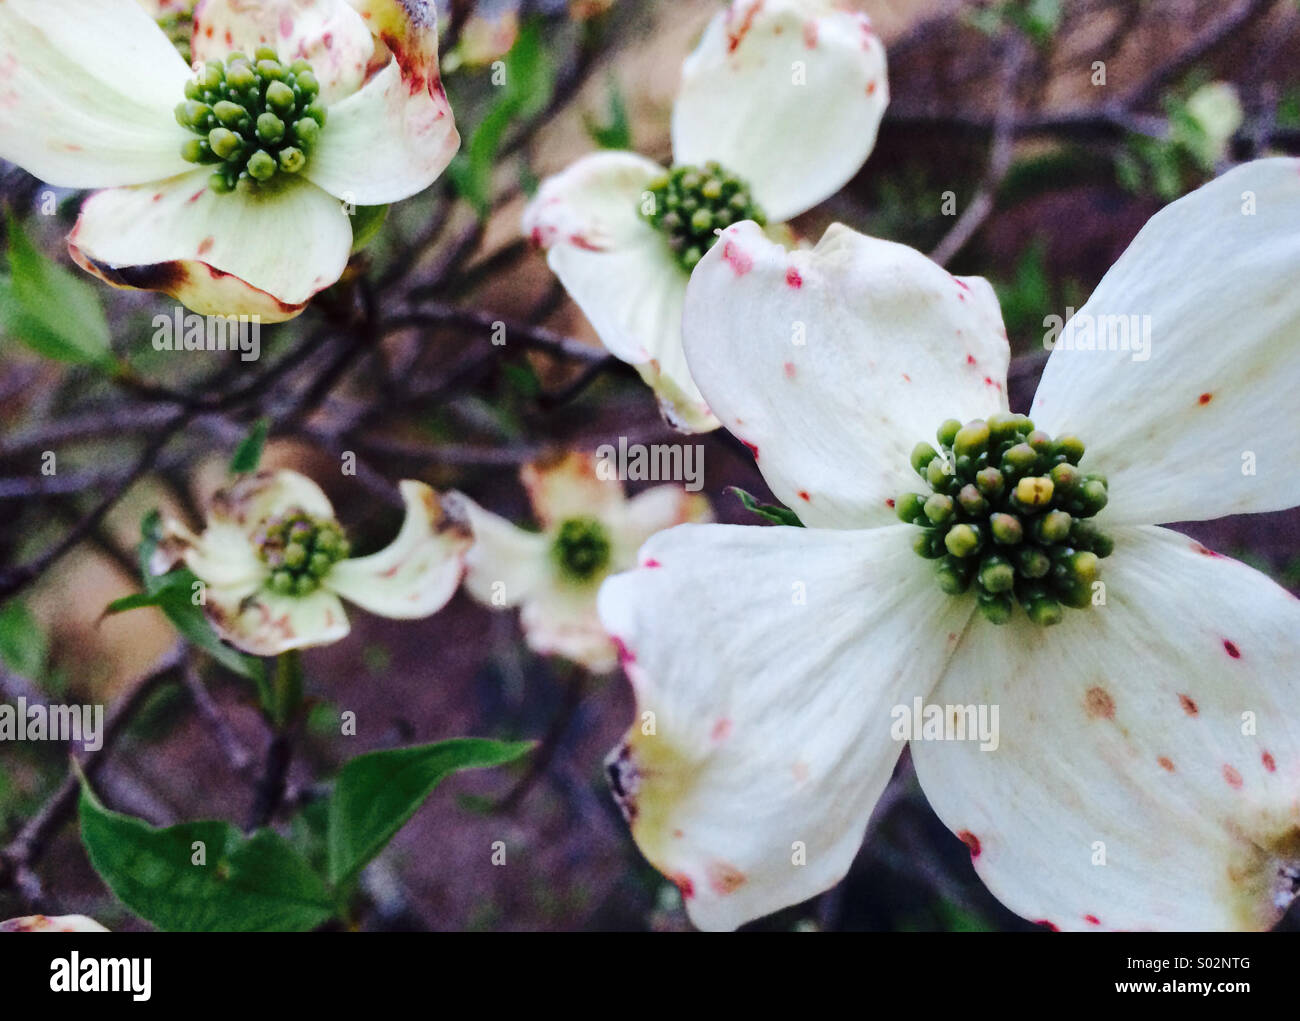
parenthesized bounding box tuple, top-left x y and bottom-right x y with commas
(640, 162, 767, 272)
(896, 413, 1113, 627)
(176, 48, 326, 196)
(551, 517, 612, 583)
(256, 509, 351, 598)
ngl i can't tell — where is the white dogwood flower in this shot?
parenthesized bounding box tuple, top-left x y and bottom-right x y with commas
(522, 0, 888, 432)
(598, 158, 1300, 931)
(447, 452, 710, 673)
(0, 914, 109, 932)
(154, 470, 470, 655)
(0, 0, 459, 321)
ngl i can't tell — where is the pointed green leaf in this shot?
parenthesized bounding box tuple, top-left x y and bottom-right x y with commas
(327, 738, 533, 887)
(79, 783, 336, 932)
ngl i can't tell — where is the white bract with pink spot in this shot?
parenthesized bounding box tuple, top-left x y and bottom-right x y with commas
(0, 914, 109, 932)
(155, 470, 470, 655)
(522, 0, 888, 433)
(0, 0, 459, 321)
(447, 452, 711, 674)
(598, 159, 1300, 932)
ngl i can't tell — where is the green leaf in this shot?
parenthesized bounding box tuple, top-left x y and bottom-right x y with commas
(0, 600, 48, 679)
(79, 782, 336, 932)
(584, 77, 631, 150)
(0, 215, 113, 369)
(327, 738, 533, 887)
(448, 19, 555, 217)
(229, 417, 271, 474)
(349, 204, 390, 253)
(729, 486, 804, 527)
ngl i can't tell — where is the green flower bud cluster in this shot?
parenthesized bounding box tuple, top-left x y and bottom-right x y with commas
(551, 517, 613, 583)
(641, 162, 767, 272)
(176, 48, 326, 195)
(896, 413, 1113, 627)
(256, 510, 351, 597)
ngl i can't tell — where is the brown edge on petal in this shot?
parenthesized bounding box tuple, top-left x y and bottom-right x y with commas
(68, 233, 308, 324)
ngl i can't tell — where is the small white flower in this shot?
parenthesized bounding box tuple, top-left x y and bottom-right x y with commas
(597, 159, 1300, 931)
(447, 451, 711, 673)
(0, 914, 109, 932)
(154, 469, 470, 655)
(522, 0, 888, 432)
(0, 0, 460, 321)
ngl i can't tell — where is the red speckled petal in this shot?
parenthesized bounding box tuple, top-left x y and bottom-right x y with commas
(325, 482, 470, 619)
(0, 914, 110, 932)
(914, 525, 1300, 932)
(0, 0, 193, 188)
(672, 0, 888, 222)
(1032, 158, 1300, 527)
(598, 522, 972, 931)
(683, 220, 1011, 530)
(192, 0, 374, 104)
(302, 0, 458, 204)
(68, 171, 353, 321)
(523, 151, 720, 432)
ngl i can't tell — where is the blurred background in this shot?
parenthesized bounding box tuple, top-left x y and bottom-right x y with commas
(2, 0, 1299, 931)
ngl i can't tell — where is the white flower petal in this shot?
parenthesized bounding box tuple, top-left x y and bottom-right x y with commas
(683, 221, 1010, 530)
(521, 451, 628, 531)
(208, 584, 350, 654)
(523, 151, 718, 432)
(521, 584, 618, 674)
(1031, 158, 1300, 526)
(68, 171, 353, 321)
(302, 0, 458, 204)
(913, 525, 1300, 931)
(0, 0, 193, 188)
(672, 0, 888, 222)
(209, 469, 337, 535)
(164, 518, 266, 590)
(325, 482, 469, 618)
(443, 491, 550, 608)
(0, 914, 109, 932)
(191, 0, 374, 104)
(608, 484, 713, 562)
(597, 523, 972, 931)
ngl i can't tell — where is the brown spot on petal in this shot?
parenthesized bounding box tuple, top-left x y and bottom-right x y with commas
(1223, 639, 1241, 659)
(1178, 694, 1199, 717)
(1262, 751, 1277, 773)
(1223, 764, 1244, 789)
(958, 830, 981, 858)
(1158, 756, 1175, 772)
(1084, 686, 1115, 719)
(1198, 392, 1213, 405)
(706, 861, 747, 896)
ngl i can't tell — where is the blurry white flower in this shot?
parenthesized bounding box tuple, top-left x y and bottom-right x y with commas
(447, 451, 710, 673)
(154, 470, 469, 655)
(523, 0, 888, 432)
(0, 914, 109, 932)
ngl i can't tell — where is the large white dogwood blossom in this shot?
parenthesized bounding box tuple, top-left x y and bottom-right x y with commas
(0, 0, 459, 321)
(598, 158, 1300, 932)
(154, 470, 470, 655)
(523, 0, 888, 432)
(447, 452, 711, 674)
